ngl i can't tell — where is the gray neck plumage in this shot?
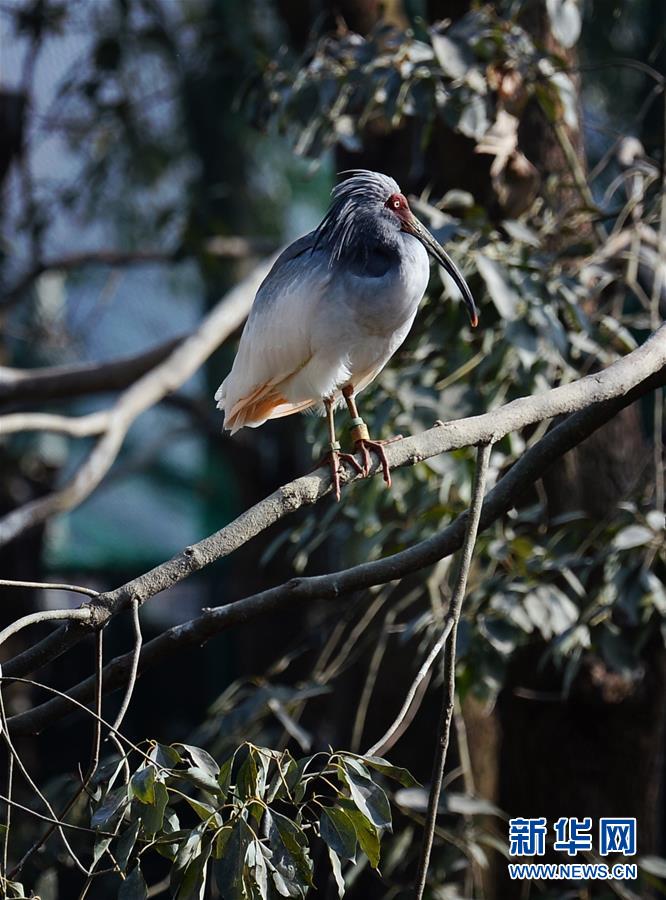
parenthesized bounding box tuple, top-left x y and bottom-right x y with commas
(313, 202, 400, 268)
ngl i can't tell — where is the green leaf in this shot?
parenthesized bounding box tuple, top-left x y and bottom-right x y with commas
(328, 847, 346, 898)
(236, 752, 258, 799)
(340, 759, 391, 831)
(476, 254, 519, 321)
(320, 807, 356, 860)
(149, 742, 182, 769)
(217, 757, 233, 797)
(116, 820, 141, 872)
(93, 836, 111, 866)
(212, 825, 232, 860)
(154, 808, 181, 861)
(357, 756, 419, 788)
(214, 819, 252, 898)
(248, 839, 269, 898)
(340, 803, 380, 869)
(130, 766, 156, 804)
(175, 836, 212, 900)
(182, 795, 223, 827)
(266, 810, 314, 897)
(613, 524, 654, 550)
(140, 781, 169, 835)
(175, 744, 220, 779)
(118, 863, 148, 900)
(92, 786, 129, 830)
(180, 767, 221, 795)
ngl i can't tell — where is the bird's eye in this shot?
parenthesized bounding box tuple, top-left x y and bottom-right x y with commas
(393, 199, 401, 209)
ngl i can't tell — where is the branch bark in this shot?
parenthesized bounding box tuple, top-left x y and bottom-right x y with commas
(3, 324, 666, 684)
(6, 344, 666, 736)
(0, 336, 183, 405)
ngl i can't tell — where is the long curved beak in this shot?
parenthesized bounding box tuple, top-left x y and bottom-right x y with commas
(405, 215, 479, 328)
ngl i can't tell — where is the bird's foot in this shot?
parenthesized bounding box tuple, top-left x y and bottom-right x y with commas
(353, 438, 393, 487)
(315, 443, 363, 502)
(349, 419, 401, 487)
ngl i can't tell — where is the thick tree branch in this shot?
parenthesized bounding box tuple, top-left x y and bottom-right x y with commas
(0, 255, 277, 547)
(0, 336, 183, 405)
(6, 350, 666, 736)
(3, 325, 666, 685)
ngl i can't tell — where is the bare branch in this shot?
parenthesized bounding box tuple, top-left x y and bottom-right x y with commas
(0, 336, 183, 405)
(0, 410, 110, 436)
(0, 254, 277, 547)
(1, 240, 275, 310)
(9, 632, 105, 880)
(413, 442, 492, 900)
(3, 324, 666, 690)
(0, 579, 99, 598)
(366, 621, 455, 758)
(0, 679, 88, 873)
(0, 607, 93, 653)
(7, 352, 666, 736)
(109, 598, 141, 735)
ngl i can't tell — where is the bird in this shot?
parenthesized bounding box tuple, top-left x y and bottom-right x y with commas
(215, 170, 478, 500)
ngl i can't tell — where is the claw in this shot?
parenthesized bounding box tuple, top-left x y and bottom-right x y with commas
(354, 439, 392, 488)
(314, 449, 363, 501)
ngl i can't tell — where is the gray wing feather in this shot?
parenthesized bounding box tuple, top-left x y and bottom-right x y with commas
(215, 231, 330, 411)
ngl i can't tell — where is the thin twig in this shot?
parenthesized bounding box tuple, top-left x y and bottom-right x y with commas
(351, 605, 397, 752)
(2, 754, 12, 889)
(413, 442, 492, 900)
(0, 793, 104, 835)
(1, 676, 147, 758)
(366, 621, 454, 758)
(0, 579, 99, 598)
(109, 598, 142, 734)
(0, 607, 93, 653)
(0, 675, 89, 874)
(9, 632, 105, 880)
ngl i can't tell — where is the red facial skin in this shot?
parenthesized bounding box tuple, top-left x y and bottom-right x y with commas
(385, 192, 413, 229)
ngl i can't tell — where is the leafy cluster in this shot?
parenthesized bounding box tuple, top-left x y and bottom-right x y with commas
(253, 6, 577, 160)
(85, 741, 417, 899)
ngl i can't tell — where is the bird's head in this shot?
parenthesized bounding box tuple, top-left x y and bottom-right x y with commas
(318, 170, 478, 328)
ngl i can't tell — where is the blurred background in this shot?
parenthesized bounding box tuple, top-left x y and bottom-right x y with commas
(0, 0, 665, 897)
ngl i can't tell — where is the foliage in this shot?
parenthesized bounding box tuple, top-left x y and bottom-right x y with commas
(57, 742, 414, 899)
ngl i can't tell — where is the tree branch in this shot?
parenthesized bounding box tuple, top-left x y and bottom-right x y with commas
(413, 443, 492, 900)
(1, 240, 275, 310)
(3, 324, 666, 685)
(0, 410, 111, 437)
(0, 336, 183, 405)
(0, 254, 277, 547)
(7, 352, 666, 736)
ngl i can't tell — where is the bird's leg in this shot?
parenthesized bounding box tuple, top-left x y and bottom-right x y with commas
(320, 397, 363, 501)
(342, 385, 397, 488)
